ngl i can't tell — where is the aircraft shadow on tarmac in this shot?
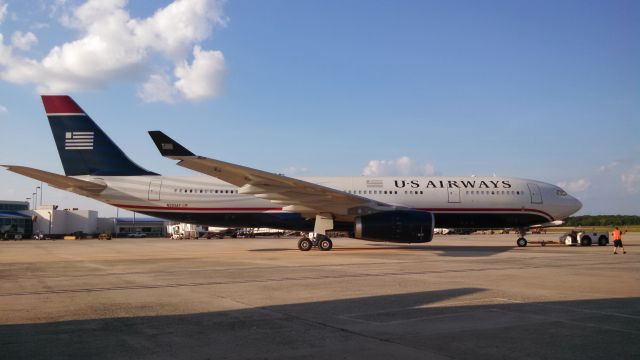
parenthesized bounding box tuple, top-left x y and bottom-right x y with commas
(250, 244, 515, 257)
(1, 288, 638, 360)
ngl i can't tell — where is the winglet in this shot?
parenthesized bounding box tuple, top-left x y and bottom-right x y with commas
(148, 131, 195, 157)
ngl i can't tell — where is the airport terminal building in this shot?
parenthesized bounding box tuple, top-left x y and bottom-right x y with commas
(0, 201, 32, 239)
(0, 200, 168, 239)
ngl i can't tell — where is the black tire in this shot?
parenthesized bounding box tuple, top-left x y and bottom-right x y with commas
(318, 237, 333, 251)
(581, 236, 592, 246)
(598, 236, 608, 246)
(298, 238, 312, 251)
(517, 238, 527, 247)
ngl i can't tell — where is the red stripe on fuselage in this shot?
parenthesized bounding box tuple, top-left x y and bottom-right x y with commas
(111, 204, 284, 212)
(416, 208, 554, 221)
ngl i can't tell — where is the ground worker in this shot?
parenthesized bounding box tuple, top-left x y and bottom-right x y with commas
(612, 226, 626, 254)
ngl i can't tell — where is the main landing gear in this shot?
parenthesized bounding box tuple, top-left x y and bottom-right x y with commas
(298, 234, 333, 251)
(516, 228, 528, 247)
(298, 214, 335, 251)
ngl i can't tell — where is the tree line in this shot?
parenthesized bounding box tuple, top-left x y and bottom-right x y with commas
(565, 215, 640, 226)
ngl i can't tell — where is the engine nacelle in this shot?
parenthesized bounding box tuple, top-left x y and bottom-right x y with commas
(354, 210, 434, 243)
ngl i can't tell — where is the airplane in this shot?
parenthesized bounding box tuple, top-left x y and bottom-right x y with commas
(3, 96, 582, 251)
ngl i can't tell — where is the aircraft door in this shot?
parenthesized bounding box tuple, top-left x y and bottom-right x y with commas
(527, 183, 542, 204)
(447, 186, 461, 203)
(148, 179, 162, 201)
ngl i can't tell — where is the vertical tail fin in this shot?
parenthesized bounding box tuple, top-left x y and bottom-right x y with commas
(42, 96, 157, 176)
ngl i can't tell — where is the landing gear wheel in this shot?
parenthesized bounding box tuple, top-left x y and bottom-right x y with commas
(517, 238, 527, 247)
(318, 237, 333, 251)
(298, 238, 312, 251)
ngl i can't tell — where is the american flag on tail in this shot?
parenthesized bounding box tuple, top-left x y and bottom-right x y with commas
(65, 132, 94, 150)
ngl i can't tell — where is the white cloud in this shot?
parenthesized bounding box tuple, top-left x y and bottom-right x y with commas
(11, 31, 38, 51)
(0, 2, 8, 25)
(363, 156, 436, 176)
(138, 73, 177, 103)
(598, 161, 620, 173)
(0, 0, 227, 103)
(0, 104, 7, 113)
(284, 166, 309, 176)
(556, 178, 591, 193)
(174, 45, 225, 100)
(621, 165, 640, 194)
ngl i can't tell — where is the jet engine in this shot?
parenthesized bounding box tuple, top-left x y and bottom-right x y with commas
(354, 210, 434, 243)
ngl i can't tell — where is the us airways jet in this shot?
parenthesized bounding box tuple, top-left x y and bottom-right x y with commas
(3, 96, 582, 250)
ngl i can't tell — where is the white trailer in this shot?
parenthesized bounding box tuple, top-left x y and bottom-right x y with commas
(168, 223, 205, 240)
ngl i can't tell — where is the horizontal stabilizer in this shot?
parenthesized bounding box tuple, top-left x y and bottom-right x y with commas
(2, 165, 107, 193)
(148, 131, 195, 157)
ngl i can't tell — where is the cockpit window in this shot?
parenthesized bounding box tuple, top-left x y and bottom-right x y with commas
(556, 190, 568, 196)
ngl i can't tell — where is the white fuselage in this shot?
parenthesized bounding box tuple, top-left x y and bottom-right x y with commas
(74, 175, 582, 231)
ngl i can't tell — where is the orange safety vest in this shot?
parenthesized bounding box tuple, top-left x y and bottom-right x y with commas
(613, 229, 622, 241)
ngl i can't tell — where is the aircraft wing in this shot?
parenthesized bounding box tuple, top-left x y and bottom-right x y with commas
(3, 165, 107, 194)
(148, 131, 397, 219)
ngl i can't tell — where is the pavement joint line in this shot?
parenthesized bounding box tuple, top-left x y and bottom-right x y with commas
(340, 310, 485, 325)
(1, 258, 626, 283)
(493, 297, 640, 320)
(339, 297, 511, 320)
(517, 300, 640, 320)
(1, 262, 635, 297)
(0, 260, 461, 280)
(489, 308, 640, 334)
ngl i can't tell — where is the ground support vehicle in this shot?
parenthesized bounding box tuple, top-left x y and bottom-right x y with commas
(559, 231, 609, 246)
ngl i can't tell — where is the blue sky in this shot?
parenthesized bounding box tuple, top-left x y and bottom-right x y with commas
(0, 0, 638, 216)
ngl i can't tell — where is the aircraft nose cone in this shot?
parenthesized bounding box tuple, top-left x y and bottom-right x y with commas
(571, 196, 583, 214)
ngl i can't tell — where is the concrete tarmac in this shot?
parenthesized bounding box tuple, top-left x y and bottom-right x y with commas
(1, 233, 639, 359)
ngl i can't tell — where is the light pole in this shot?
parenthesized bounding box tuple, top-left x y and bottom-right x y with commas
(25, 197, 31, 210)
(115, 207, 119, 238)
(40, 182, 43, 207)
(35, 186, 40, 209)
(32, 193, 37, 210)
